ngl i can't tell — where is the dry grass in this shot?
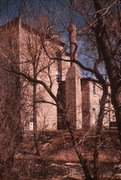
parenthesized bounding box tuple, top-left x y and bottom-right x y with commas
(13, 129, 121, 180)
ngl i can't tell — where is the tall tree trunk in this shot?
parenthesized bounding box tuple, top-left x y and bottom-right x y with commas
(93, 85, 108, 180)
(93, 0, 121, 143)
(60, 112, 93, 180)
(33, 63, 40, 156)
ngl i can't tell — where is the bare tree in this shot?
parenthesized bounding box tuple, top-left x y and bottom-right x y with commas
(0, 0, 121, 179)
(0, 20, 22, 179)
(15, 21, 110, 179)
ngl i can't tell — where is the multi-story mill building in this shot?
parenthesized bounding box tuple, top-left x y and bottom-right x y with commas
(0, 18, 116, 131)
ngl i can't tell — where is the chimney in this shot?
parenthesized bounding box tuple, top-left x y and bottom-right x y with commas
(65, 24, 82, 130)
(69, 24, 77, 66)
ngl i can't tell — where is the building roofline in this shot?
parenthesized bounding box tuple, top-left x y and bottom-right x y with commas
(0, 17, 19, 29)
(21, 22, 66, 47)
(81, 77, 110, 85)
(0, 17, 66, 47)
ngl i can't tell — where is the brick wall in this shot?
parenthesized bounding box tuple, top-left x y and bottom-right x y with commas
(81, 79, 90, 129)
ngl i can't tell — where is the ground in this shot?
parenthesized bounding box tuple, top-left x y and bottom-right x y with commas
(13, 130, 121, 180)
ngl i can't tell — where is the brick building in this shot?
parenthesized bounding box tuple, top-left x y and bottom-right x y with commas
(0, 18, 115, 131)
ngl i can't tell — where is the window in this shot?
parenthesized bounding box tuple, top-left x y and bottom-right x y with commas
(92, 107, 95, 112)
(29, 118, 33, 131)
(93, 82, 96, 94)
(30, 118, 33, 122)
(92, 108, 96, 126)
(56, 51, 62, 82)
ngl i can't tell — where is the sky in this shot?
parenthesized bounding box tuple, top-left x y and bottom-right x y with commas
(0, 0, 85, 68)
(0, 0, 19, 25)
(0, 0, 106, 79)
(0, 0, 83, 28)
(0, 0, 83, 48)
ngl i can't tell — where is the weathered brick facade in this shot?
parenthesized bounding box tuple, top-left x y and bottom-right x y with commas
(81, 79, 90, 129)
(0, 18, 116, 131)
